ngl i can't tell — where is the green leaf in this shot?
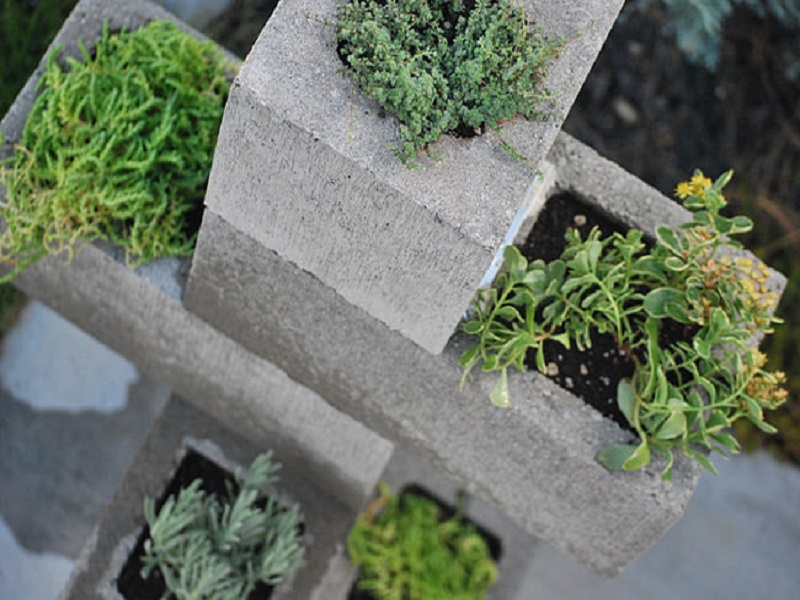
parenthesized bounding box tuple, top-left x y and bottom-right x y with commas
(654, 410, 686, 440)
(597, 441, 651, 472)
(490, 369, 511, 407)
(643, 288, 688, 322)
(535, 343, 546, 373)
(709, 432, 741, 454)
(656, 226, 683, 255)
(616, 380, 636, 426)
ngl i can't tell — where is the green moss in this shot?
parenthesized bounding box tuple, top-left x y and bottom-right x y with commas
(347, 483, 497, 599)
(336, 0, 562, 163)
(0, 20, 232, 281)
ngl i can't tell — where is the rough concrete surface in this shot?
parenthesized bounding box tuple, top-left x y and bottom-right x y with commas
(60, 395, 360, 600)
(185, 206, 699, 577)
(205, 0, 625, 353)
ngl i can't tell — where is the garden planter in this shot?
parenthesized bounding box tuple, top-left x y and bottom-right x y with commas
(61, 395, 361, 599)
(200, 0, 625, 354)
(0, 0, 393, 510)
(183, 132, 782, 576)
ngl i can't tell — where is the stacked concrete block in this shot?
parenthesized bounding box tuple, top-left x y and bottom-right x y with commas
(205, 0, 626, 354)
(60, 395, 361, 599)
(0, 0, 393, 513)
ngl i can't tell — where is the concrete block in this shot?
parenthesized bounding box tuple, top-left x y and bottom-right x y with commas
(186, 133, 786, 575)
(204, 0, 625, 354)
(0, 0, 393, 512)
(60, 395, 360, 599)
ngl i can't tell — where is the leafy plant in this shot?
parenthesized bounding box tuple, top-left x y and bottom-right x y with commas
(335, 0, 562, 163)
(638, 0, 800, 78)
(461, 170, 786, 478)
(347, 482, 498, 599)
(0, 20, 232, 282)
(141, 451, 305, 600)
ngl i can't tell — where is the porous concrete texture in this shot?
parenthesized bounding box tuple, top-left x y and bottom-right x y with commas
(60, 395, 360, 600)
(0, 0, 393, 512)
(205, 0, 625, 354)
(185, 209, 699, 577)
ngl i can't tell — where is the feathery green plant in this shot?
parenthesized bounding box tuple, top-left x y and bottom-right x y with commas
(0, 20, 232, 281)
(347, 482, 498, 600)
(141, 452, 305, 600)
(335, 0, 562, 163)
(461, 170, 786, 478)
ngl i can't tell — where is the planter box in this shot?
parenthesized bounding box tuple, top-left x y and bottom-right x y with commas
(204, 0, 625, 354)
(60, 395, 361, 599)
(0, 0, 393, 511)
(186, 132, 778, 576)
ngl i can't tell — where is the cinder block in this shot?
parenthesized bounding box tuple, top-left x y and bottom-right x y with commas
(0, 0, 393, 512)
(205, 0, 625, 354)
(60, 395, 360, 599)
(186, 132, 787, 575)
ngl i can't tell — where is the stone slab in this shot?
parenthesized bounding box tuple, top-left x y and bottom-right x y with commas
(205, 0, 625, 353)
(0, 0, 393, 512)
(60, 395, 359, 599)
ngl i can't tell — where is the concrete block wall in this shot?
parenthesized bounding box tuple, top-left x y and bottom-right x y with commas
(0, 0, 393, 513)
(206, 0, 625, 354)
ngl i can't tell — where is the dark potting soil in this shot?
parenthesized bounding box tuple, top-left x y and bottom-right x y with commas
(348, 485, 502, 600)
(516, 193, 643, 430)
(116, 450, 275, 600)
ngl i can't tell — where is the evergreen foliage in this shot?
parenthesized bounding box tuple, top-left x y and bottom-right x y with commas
(348, 482, 498, 599)
(142, 452, 305, 600)
(0, 20, 232, 281)
(335, 0, 562, 163)
(461, 171, 786, 477)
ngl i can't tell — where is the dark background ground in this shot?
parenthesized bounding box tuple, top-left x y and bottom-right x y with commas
(2, 0, 798, 463)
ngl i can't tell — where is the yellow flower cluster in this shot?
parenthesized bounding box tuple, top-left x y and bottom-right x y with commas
(744, 351, 788, 409)
(675, 173, 713, 199)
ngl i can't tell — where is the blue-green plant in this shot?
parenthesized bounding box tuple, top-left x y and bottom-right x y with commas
(335, 0, 563, 163)
(639, 0, 800, 78)
(142, 452, 305, 600)
(0, 20, 232, 281)
(348, 482, 497, 600)
(461, 170, 786, 478)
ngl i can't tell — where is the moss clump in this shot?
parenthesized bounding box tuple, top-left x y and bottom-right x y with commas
(0, 20, 232, 281)
(336, 0, 562, 163)
(347, 483, 498, 599)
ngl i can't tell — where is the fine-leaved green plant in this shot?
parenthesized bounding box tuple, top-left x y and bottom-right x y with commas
(335, 0, 562, 163)
(0, 20, 232, 281)
(461, 170, 786, 479)
(141, 451, 305, 600)
(348, 482, 498, 600)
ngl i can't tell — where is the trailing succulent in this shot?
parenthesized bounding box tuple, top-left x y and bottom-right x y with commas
(0, 20, 232, 281)
(461, 171, 786, 479)
(335, 0, 562, 163)
(142, 452, 304, 600)
(348, 482, 498, 599)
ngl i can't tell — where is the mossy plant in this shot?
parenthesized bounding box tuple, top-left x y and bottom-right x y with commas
(335, 0, 563, 163)
(347, 482, 498, 599)
(461, 170, 786, 478)
(141, 452, 305, 600)
(0, 20, 232, 282)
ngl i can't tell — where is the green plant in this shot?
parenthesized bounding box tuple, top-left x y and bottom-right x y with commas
(638, 0, 800, 78)
(141, 451, 305, 600)
(461, 170, 786, 478)
(347, 482, 497, 599)
(335, 0, 562, 163)
(0, 20, 232, 282)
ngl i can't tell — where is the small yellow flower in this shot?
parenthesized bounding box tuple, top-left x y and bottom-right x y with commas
(689, 173, 712, 194)
(675, 181, 692, 199)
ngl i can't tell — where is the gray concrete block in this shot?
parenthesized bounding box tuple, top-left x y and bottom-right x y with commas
(0, 0, 393, 512)
(60, 395, 359, 599)
(183, 200, 700, 577)
(205, 0, 625, 354)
